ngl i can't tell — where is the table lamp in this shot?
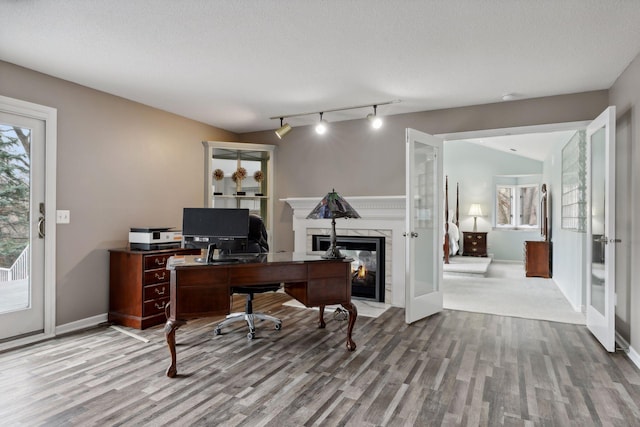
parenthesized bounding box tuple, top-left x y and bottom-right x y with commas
(307, 189, 361, 259)
(468, 203, 483, 232)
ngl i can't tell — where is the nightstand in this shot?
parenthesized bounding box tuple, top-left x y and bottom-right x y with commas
(463, 232, 488, 257)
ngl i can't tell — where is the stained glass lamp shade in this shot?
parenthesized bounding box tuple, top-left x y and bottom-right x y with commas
(307, 189, 361, 259)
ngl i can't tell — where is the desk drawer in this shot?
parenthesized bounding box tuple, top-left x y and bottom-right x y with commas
(230, 263, 306, 284)
(144, 283, 168, 300)
(144, 268, 169, 285)
(143, 296, 169, 316)
(308, 262, 348, 279)
(144, 254, 172, 270)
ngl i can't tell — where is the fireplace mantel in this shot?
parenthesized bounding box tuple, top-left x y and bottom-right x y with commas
(281, 195, 406, 307)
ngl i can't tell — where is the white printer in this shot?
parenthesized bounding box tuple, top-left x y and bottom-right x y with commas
(129, 227, 182, 250)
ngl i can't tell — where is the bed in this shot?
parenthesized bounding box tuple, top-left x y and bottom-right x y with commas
(444, 176, 460, 264)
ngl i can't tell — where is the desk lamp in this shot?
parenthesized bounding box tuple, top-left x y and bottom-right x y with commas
(307, 189, 361, 259)
(468, 203, 483, 232)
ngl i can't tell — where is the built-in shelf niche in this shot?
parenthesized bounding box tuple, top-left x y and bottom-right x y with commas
(202, 141, 275, 242)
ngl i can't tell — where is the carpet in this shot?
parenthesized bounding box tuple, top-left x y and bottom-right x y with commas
(443, 261, 585, 324)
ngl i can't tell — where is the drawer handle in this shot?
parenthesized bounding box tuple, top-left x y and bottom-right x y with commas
(154, 258, 166, 266)
(155, 287, 166, 296)
(472, 242, 477, 246)
(155, 272, 166, 280)
(155, 301, 166, 310)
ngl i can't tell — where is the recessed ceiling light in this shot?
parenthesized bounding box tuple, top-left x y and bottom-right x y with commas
(502, 93, 517, 101)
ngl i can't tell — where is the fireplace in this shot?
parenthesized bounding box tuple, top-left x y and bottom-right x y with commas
(312, 235, 385, 302)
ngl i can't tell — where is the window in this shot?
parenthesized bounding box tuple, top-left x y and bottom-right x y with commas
(495, 184, 539, 229)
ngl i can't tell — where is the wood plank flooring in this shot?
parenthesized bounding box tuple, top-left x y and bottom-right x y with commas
(0, 293, 639, 426)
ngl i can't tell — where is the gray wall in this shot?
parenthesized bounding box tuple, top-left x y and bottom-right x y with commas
(609, 52, 640, 351)
(0, 60, 239, 325)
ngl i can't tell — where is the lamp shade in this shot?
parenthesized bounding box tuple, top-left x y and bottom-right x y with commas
(307, 189, 361, 219)
(307, 190, 360, 259)
(468, 204, 483, 217)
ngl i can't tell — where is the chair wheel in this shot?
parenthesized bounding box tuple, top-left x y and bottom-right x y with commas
(214, 328, 221, 335)
(247, 332, 255, 340)
(275, 323, 282, 330)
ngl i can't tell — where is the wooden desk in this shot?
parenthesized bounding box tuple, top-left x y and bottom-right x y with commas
(164, 253, 357, 378)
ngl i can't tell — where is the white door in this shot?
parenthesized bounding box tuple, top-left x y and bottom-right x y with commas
(405, 129, 444, 323)
(586, 106, 616, 352)
(0, 96, 56, 347)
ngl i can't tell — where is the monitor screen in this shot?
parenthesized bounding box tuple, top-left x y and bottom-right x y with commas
(182, 208, 250, 249)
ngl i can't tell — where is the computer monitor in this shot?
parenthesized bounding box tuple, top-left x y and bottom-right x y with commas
(182, 208, 250, 250)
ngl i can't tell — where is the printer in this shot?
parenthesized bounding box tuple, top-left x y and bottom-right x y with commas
(129, 227, 182, 250)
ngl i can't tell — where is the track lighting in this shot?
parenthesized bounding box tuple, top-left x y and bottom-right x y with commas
(315, 112, 328, 135)
(367, 105, 383, 129)
(270, 99, 400, 137)
(275, 118, 292, 139)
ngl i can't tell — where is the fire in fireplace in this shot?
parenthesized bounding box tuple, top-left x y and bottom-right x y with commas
(312, 235, 385, 302)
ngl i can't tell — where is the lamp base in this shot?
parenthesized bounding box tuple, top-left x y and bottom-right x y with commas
(321, 245, 345, 259)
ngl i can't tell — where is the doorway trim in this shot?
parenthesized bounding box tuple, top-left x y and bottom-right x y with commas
(0, 95, 57, 351)
(436, 120, 591, 311)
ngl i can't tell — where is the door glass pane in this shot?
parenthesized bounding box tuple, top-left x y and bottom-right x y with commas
(0, 124, 31, 314)
(590, 127, 606, 315)
(413, 143, 436, 298)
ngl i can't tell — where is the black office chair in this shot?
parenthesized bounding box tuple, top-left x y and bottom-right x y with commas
(213, 214, 282, 340)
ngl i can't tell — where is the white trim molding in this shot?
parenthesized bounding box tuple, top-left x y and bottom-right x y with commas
(627, 346, 640, 370)
(56, 313, 108, 336)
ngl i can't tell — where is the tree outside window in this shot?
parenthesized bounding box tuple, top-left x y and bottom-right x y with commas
(495, 184, 539, 229)
(0, 125, 30, 267)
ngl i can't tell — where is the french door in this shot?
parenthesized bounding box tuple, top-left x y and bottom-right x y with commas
(0, 96, 56, 347)
(586, 106, 616, 352)
(405, 129, 444, 323)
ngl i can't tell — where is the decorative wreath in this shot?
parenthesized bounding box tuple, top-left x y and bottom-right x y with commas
(213, 169, 224, 181)
(253, 170, 264, 183)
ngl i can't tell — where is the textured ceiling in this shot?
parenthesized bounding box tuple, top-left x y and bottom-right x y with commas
(2, 1, 640, 134)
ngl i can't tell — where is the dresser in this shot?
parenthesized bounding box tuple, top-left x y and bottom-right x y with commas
(109, 247, 200, 329)
(463, 232, 488, 257)
(525, 241, 552, 278)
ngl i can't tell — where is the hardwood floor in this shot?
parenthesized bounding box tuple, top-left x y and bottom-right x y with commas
(1, 293, 639, 426)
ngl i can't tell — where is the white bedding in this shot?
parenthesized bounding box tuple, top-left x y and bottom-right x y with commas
(447, 221, 460, 255)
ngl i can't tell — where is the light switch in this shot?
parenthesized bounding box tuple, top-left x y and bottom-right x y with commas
(56, 210, 70, 224)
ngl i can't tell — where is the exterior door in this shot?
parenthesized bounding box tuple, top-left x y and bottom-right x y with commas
(586, 106, 616, 352)
(0, 96, 56, 347)
(405, 129, 444, 323)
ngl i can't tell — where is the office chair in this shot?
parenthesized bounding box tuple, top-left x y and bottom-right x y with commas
(213, 214, 282, 340)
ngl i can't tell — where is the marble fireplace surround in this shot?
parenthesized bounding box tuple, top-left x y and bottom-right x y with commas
(281, 196, 406, 307)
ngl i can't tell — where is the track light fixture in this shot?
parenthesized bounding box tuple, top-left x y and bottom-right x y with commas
(270, 99, 400, 137)
(275, 117, 292, 139)
(315, 112, 328, 135)
(367, 105, 383, 129)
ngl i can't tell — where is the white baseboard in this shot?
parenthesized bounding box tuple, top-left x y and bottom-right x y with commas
(55, 313, 108, 336)
(628, 345, 640, 370)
